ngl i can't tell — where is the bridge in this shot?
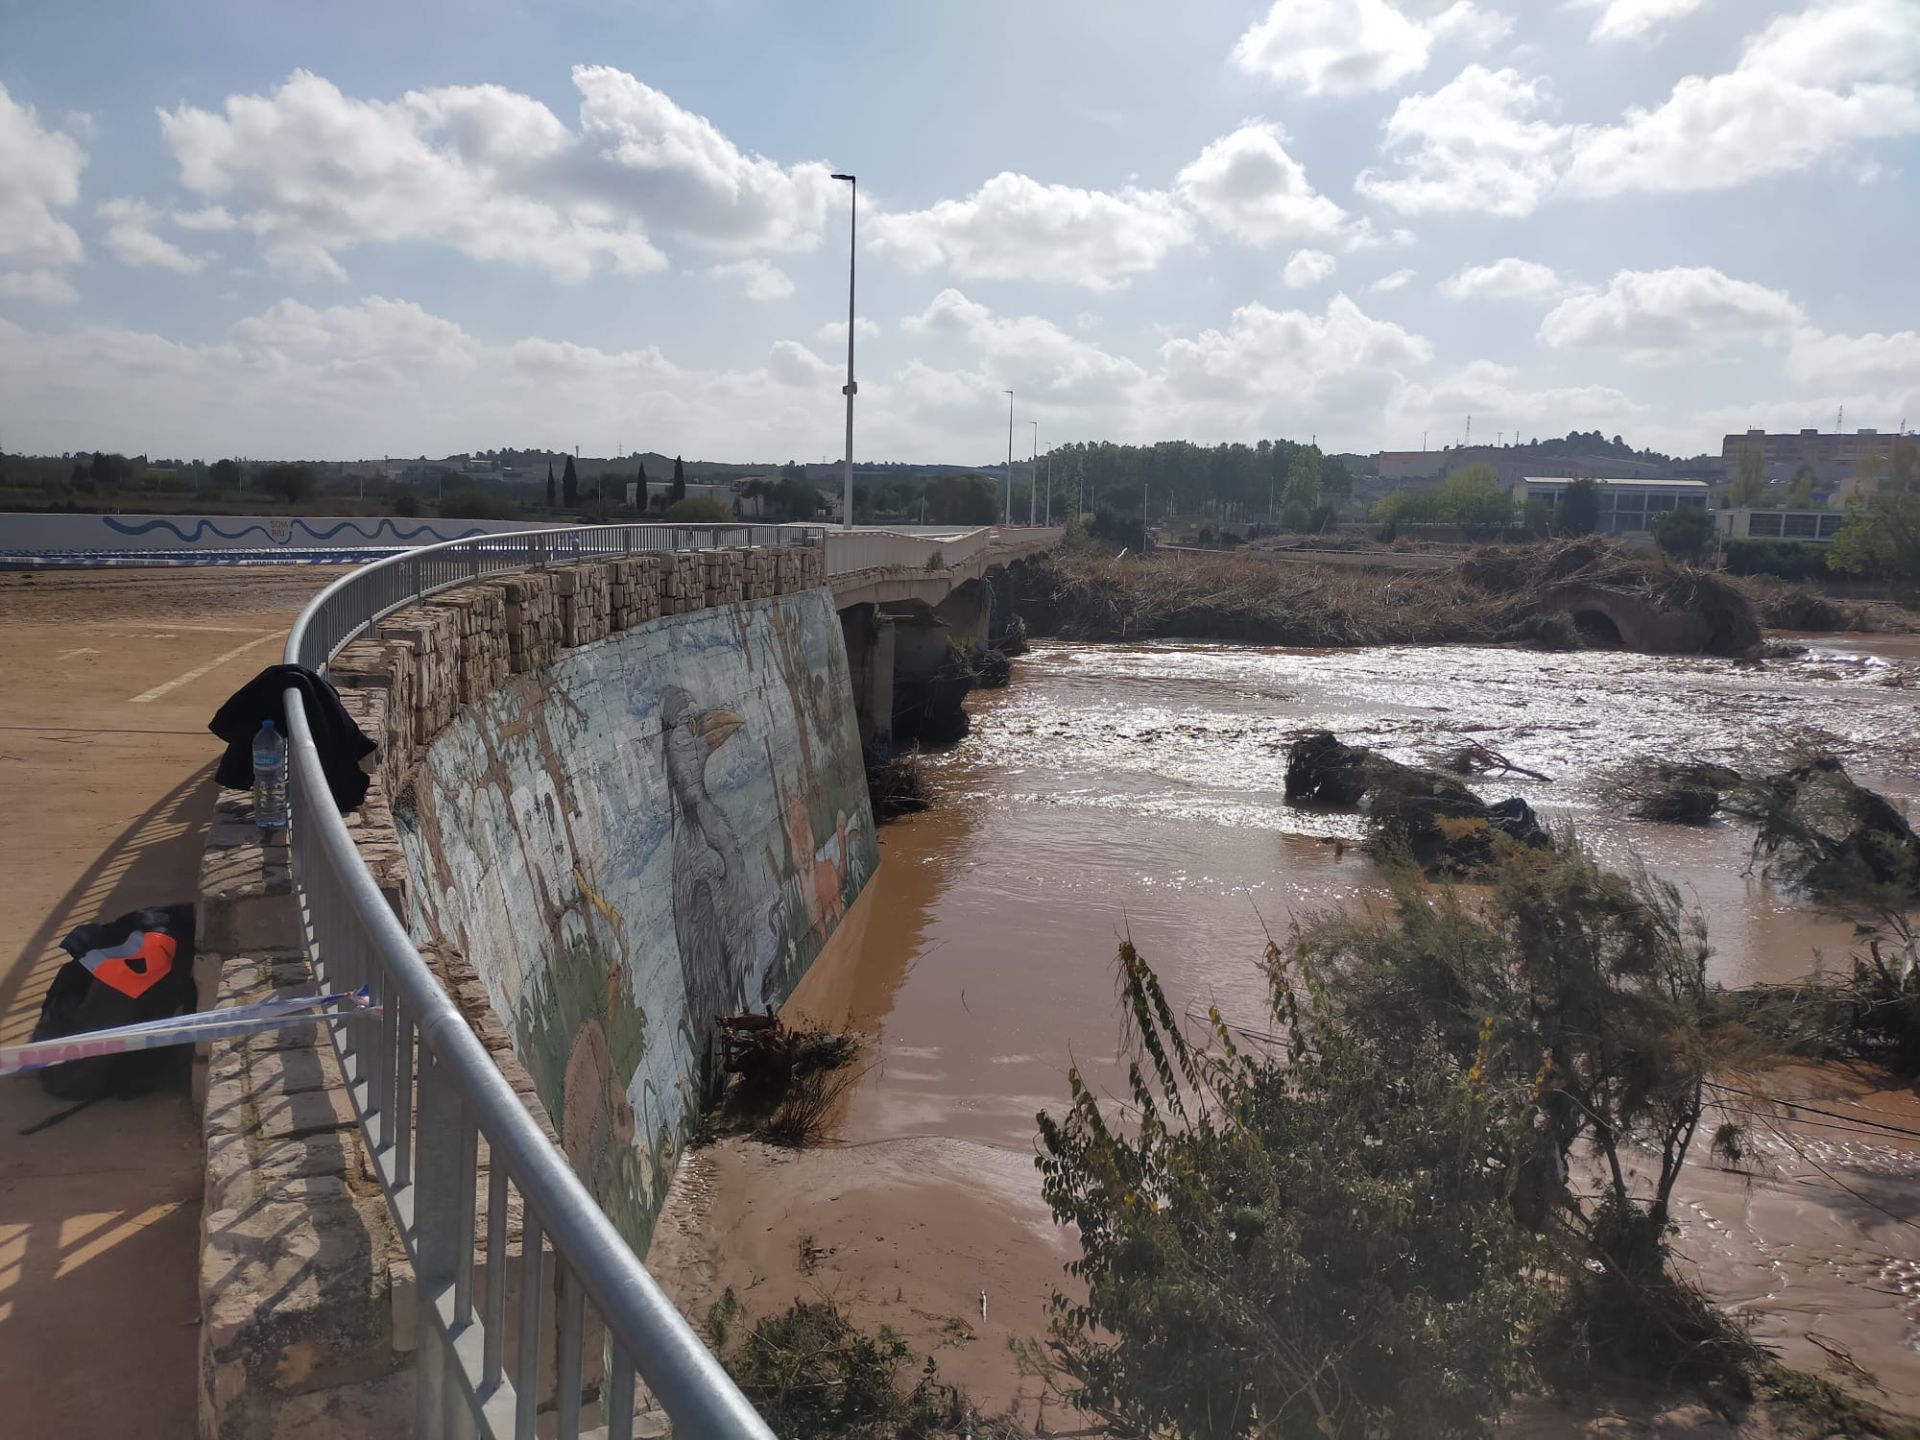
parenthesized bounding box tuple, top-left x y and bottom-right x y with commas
(823, 526, 1062, 751)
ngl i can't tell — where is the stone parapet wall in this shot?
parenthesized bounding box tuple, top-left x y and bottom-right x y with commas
(195, 542, 825, 1438)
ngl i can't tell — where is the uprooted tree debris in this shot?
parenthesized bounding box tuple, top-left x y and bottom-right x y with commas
(711, 1015, 861, 1147)
(1726, 753, 1920, 906)
(1600, 759, 1745, 824)
(865, 746, 931, 823)
(1285, 731, 1551, 873)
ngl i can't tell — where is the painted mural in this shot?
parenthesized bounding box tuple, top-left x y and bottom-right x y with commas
(396, 587, 877, 1254)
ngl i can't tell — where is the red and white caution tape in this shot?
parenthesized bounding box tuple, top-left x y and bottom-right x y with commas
(1, 989, 375, 1078)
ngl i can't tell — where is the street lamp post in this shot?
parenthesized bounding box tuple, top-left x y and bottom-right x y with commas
(1003, 389, 1014, 526)
(1029, 421, 1038, 526)
(831, 172, 857, 530)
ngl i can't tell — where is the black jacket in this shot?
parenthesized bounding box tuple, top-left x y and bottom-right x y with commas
(209, 664, 377, 814)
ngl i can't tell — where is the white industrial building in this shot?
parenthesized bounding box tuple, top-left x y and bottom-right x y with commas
(1717, 508, 1847, 543)
(1508, 477, 1711, 535)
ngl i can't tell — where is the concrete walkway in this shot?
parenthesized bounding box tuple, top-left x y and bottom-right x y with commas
(0, 568, 339, 1438)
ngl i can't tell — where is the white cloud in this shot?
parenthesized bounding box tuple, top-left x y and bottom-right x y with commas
(1369, 268, 1416, 292)
(0, 267, 76, 304)
(1579, 0, 1709, 44)
(1787, 325, 1920, 388)
(703, 258, 793, 301)
(1438, 256, 1569, 301)
(0, 295, 860, 459)
(568, 66, 834, 252)
(1174, 123, 1351, 246)
(1392, 359, 1645, 439)
(158, 66, 835, 284)
(1565, 0, 1920, 196)
(1230, 0, 1508, 97)
(172, 205, 237, 231)
(1429, 1, 1516, 47)
(1538, 266, 1804, 362)
(1158, 294, 1432, 414)
(904, 288, 1149, 403)
(99, 197, 204, 273)
(817, 317, 879, 344)
(1356, 66, 1571, 216)
(1283, 248, 1338, 288)
(867, 172, 1194, 291)
(0, 84, 87, 270)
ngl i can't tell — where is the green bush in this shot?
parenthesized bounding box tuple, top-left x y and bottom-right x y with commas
(1651, 505, 1715, 561)
(668, 495, 735, 523)
(1723, 537, 1831, 581)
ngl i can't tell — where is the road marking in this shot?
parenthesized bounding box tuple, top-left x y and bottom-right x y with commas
(128, 633, 277, 704)
(54, 647, 99, 661)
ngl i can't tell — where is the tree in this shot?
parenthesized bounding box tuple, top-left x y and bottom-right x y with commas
(1318, 842, 1722, 1296)
(562, 454, 579, 508)
(1037, 942, 1543, 1439)
(1829, 438, 1920, 582)
(1556, 477, 1600, 536)
(667, 495, 731, 522)
(922, 473, 999, 526)
(89, 451, 130, 486)
(1784, 464, 1818, 508)
(635, 459, 648, 510)
(671, 455, 687, 503)
(1371, 487, 1443, 527)
(259, 461, 317, 504)
(1729, 444, 1766, 508)
(211, 458, 241, 489)
(1652, 504, 1716, 562)
(545, 462, 556, 509)
(1436, 464, 1513, 535)
(1279, 448, 1322, 530)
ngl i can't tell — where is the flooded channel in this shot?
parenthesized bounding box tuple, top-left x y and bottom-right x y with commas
(652, 635, 1920, 1420)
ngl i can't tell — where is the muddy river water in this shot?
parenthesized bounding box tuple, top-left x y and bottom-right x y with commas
(653, 635, 1920, 1422)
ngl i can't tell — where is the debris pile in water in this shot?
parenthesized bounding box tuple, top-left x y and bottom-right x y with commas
(715, 1015, 861, 1147)
(1601, 759, 1744, 825)
(1286, 731, 1551, 874)
(1725, 754, 1920, 905)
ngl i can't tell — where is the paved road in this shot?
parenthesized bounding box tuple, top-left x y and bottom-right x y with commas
(0, 567, 341, 1438)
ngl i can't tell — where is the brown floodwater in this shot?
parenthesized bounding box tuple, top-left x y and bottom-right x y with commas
(654, 635, 1920, 1420)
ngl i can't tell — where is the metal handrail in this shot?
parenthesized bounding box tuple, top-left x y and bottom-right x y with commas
(280, 523, 809, 1439)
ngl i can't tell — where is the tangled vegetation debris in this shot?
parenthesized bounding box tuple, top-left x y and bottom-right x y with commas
(1021, 538, 1766, 656)
(1601, 758, 1744, 824)
(1726, 753, 1920, 907)
(706, 1291, 1008, 1439)
(712, 1015, 861, 1147)
(1285, 731, 1550, 874)
(865, 747, 932, 823)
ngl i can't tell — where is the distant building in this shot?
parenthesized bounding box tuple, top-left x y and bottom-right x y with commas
(1508, 477, 1710, 535)
(1378, 447, 1673, 486)
(1721, 428, 1897, 486)
(1717, 508, 1847, 543)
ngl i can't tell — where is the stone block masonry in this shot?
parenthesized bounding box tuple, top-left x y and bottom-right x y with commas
(195, 541, 827, 1437)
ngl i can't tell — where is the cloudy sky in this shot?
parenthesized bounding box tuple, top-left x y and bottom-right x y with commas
(1, 0, 1916, 464)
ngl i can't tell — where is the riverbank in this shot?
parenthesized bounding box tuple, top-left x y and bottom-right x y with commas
(1016, 542, 1916, 652)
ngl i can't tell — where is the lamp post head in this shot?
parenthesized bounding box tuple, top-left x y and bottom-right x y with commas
(830, 173, 856, 183)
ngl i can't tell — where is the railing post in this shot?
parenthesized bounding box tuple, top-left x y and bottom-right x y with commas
(414, 1045, 462, 1434)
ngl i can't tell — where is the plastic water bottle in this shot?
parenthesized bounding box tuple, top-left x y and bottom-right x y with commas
(252, 719, 289, 831)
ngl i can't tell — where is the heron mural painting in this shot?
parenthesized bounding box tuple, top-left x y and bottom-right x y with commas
(397, 587, 877, 1254)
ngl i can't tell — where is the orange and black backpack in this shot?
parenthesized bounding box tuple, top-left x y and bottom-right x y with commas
(31, 904, 198, 1101)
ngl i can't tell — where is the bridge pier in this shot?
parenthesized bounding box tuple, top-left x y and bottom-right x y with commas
(932, 578, 991, 649)
(839, 603, 897, 751)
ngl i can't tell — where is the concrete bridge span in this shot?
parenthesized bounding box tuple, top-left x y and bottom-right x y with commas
(826, 527, 1063, 751)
